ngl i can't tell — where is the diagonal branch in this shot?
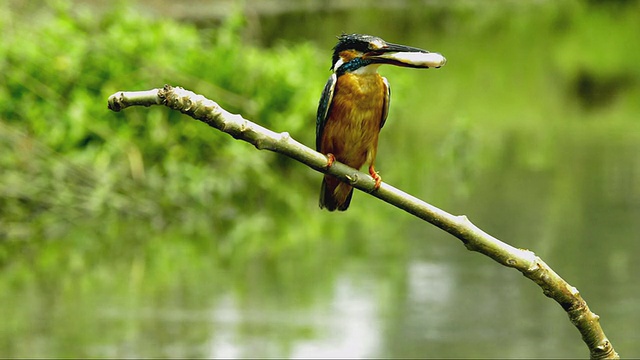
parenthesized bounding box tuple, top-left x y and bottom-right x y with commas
(107, 85, 619, 359)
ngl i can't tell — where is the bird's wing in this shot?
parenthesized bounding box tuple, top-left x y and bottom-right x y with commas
(316, 73, 337, 151)
(380, 77, 391, 129)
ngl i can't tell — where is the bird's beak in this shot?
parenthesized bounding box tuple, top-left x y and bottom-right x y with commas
(364, 42, 446, 68)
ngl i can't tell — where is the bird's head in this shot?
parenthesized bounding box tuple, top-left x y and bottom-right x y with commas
(331, 33, 446, 74)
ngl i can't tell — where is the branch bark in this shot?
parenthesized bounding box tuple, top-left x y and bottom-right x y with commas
(108, 85, 619, 359)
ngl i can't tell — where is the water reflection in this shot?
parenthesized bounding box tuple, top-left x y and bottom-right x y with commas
(288, 277, 381, 358)
(208, 270, 386, 358)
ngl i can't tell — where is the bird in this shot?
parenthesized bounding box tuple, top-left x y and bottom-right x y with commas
(316, 33, 446, 211)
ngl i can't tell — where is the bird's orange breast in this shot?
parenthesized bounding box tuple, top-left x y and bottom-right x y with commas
(320, 72, 386, 170)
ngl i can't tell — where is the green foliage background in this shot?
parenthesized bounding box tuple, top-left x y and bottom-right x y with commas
(1, 4, 335, 269)
(2, 2, 445, 308)
(1, 0, 639, 309)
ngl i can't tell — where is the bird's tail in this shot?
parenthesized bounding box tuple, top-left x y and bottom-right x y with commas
(319, 175, 353, 211)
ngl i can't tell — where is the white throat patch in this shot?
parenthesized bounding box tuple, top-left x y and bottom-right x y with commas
(352, 63, 381, 75)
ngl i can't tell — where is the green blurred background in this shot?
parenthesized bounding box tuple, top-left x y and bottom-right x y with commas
(1, 0, 639, 357)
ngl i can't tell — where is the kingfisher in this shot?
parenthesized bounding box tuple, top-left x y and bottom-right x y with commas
(316, 34, 446, 211)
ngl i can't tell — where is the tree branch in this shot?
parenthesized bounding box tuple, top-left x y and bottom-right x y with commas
(107, 85, 619, 359)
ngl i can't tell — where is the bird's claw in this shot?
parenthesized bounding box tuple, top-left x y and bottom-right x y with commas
(325, 153, 336, 169)
(369, 166, 382, 190)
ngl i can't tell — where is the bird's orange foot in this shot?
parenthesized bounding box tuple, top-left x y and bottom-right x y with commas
(369, 166, 382, 190)
(325, 153, 336, 169)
